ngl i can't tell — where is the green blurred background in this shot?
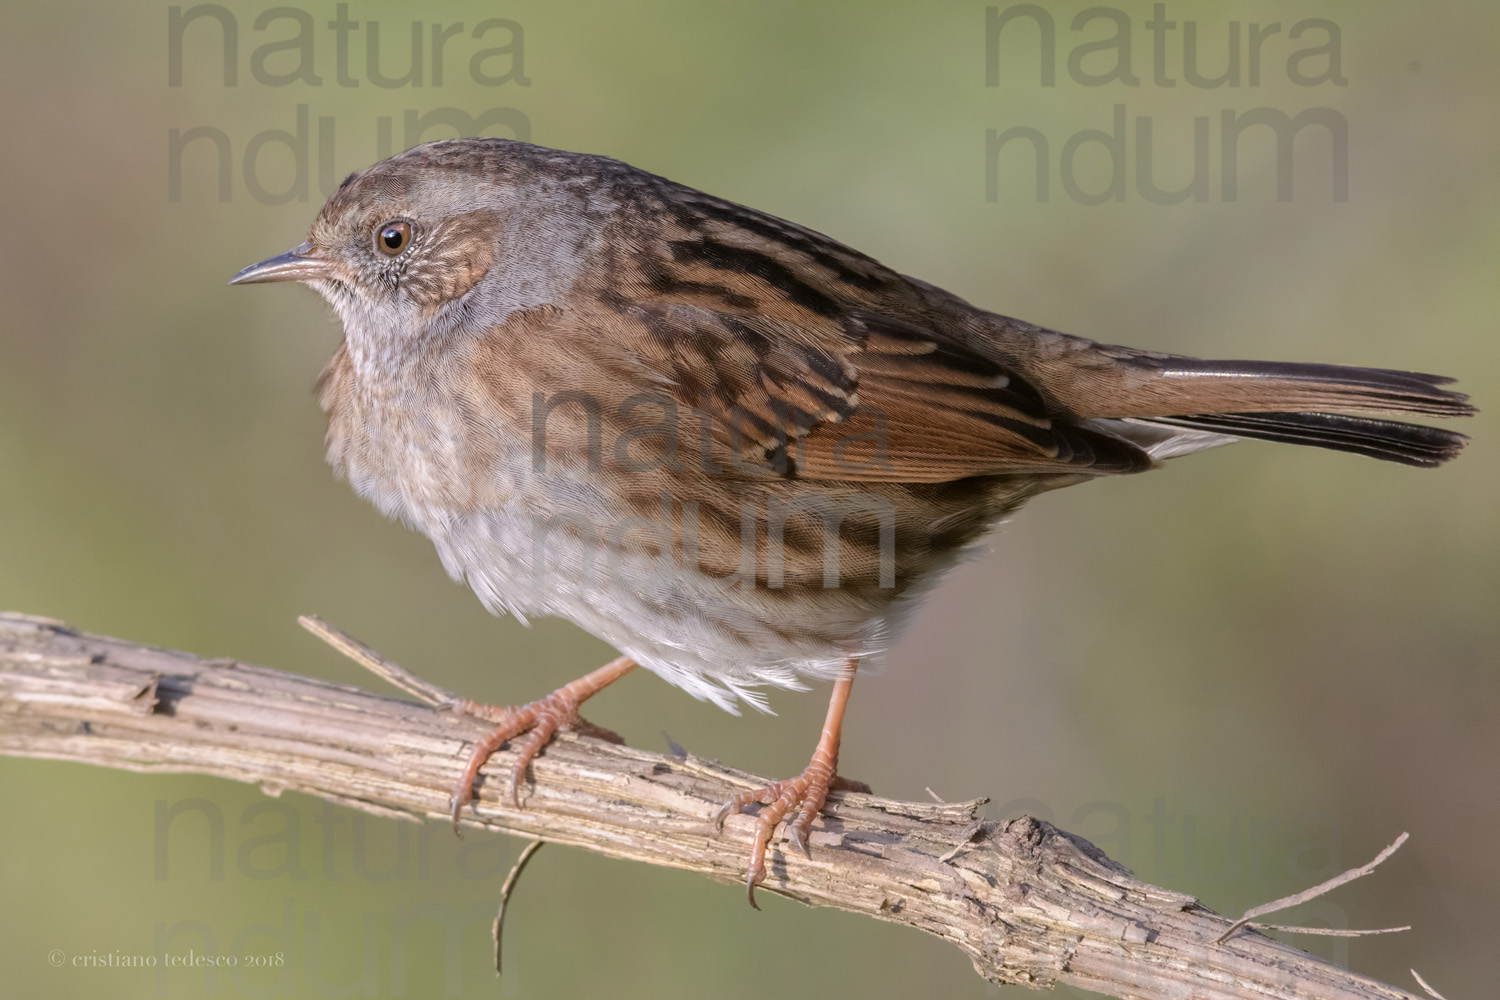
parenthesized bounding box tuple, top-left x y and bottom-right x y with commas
(2, 2, 1496, 997)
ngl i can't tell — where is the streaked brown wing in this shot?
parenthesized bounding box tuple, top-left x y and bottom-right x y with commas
(601, 186, 1154, 483)
(620, 300, 1151, 483)
(804, 313, 1152, 481)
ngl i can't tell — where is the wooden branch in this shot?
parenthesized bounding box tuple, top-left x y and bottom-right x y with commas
(0, 611, 1423, 1000)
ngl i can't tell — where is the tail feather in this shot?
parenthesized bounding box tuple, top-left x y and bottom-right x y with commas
(1141, 411, 1468, 468)
(1093, 357, 1474, 467)
(1140, 358, 1475, 418)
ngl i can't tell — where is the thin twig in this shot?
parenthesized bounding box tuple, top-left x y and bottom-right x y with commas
(492, 839, 546, 978)
(1216, 832, 1411, 944)
(1254, 924, 1411, 938)
(298, 614, 455, 707)
(1410, 970, 1449, 1000)
(937, 819, 989, 864)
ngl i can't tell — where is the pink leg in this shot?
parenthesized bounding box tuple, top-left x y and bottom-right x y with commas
(713, 659, 870, 908)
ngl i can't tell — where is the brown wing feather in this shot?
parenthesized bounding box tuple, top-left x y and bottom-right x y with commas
(616, 296, 1150, 482)
(800, 312, 1151, 481)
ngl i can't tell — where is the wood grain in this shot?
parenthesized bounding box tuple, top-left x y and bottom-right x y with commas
(0, 611, 1422, 1000)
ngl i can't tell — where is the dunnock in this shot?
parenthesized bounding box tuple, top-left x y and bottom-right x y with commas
(232, 138, 1471, 906)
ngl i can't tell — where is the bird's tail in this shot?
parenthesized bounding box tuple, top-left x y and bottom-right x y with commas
(1088, 358, 1474, 468)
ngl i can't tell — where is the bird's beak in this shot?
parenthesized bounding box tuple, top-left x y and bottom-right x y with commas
(228, 241, 333, 285)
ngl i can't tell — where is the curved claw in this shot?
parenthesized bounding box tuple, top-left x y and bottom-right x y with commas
(507, 761, 526, 809)
(449, 792, 466, 837)
(785, 823, 811, 860)
(746, 868, 761, 910)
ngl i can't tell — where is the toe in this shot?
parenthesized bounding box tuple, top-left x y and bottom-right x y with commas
(785, 787, 825, 859)
(793, 799, 825, 852)
(505, 720, 561, 806)
(715, 766, 856, 905)
(572, 717, 625, 744)
(713, 783, 777, 832)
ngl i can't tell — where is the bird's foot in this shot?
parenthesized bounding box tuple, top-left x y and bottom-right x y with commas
(713, 766, 870, 909)
(446, 655, 636, 830)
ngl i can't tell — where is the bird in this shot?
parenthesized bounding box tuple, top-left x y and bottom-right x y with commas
(230, 137, 1472, 907)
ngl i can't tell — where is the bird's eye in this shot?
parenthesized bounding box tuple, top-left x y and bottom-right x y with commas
(375, 220, 412, 256)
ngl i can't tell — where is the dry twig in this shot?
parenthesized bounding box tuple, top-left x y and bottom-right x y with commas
(1410, 969, 1449, 1000)
(1216, 833, 1412, 944)
(492, 838, 546, 978)
(0, 612, 1434, 1000)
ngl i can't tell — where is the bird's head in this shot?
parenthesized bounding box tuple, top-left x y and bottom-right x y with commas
(230, 138, 606, 353)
